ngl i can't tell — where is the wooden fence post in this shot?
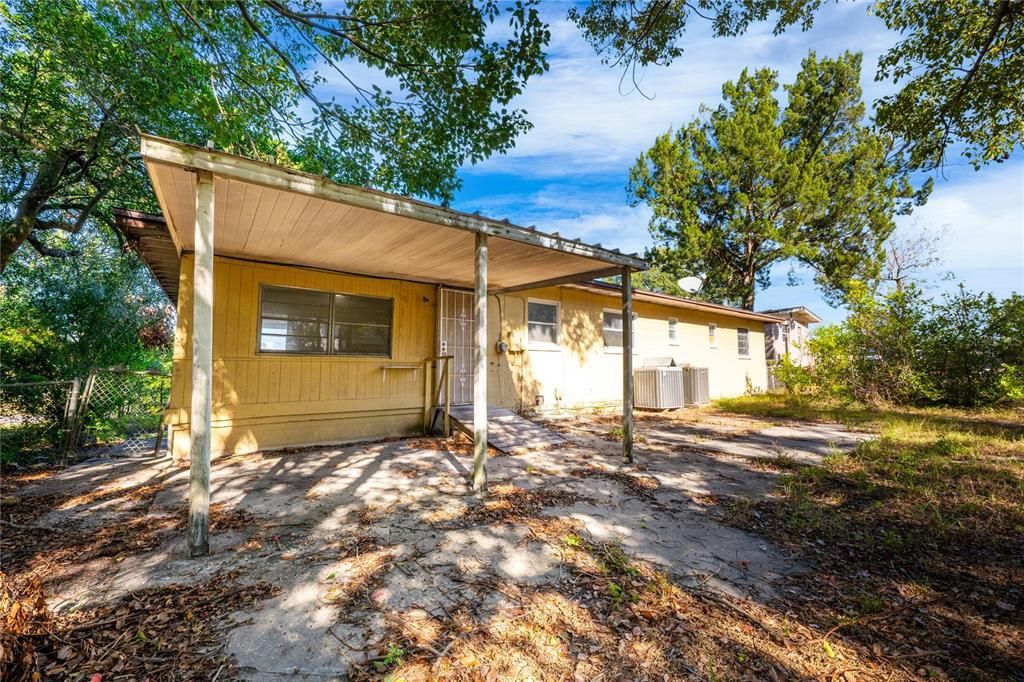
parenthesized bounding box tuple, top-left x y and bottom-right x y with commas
(60, 377, 81, 464)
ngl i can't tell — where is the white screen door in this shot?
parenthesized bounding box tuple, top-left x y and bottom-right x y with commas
(439, 289, 474, 405)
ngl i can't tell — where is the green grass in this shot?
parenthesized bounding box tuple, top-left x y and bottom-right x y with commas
(712, 395, 1024, 678)
(715, 394, 1024, 549)
(716, 395, 1024, 547)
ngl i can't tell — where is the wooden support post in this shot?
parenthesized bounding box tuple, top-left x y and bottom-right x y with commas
(423, 358, 433, 433)
(60, 377, 81, 465)
(189, 170, 215, 558)
(444, 362, 451, 437)
(622, 266, 634, 464)
(472, 232, 488, 492)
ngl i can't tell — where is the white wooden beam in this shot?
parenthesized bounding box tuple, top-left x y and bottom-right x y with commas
(622, 267, 634, 464)
(140, 134, 646, 270)
(189, 170, 214, 558)
(472, 232, 488, 492)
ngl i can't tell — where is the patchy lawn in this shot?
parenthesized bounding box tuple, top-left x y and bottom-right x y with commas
(1, 402, 1021, 681)
(712, 395, 1024, 679)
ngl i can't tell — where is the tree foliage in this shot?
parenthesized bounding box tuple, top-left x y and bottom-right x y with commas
(0, 224, 173, 384)
(571, 0, 1024, 170)
(0, 0, 550, 270)
(784, 284, 1024, 407)
(628, 52, 925, 310)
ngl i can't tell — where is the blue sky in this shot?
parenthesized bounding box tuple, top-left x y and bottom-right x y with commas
(448, 2, 1024, 323)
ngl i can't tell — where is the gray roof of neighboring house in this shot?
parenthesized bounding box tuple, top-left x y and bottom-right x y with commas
(757, 306, 823, 325)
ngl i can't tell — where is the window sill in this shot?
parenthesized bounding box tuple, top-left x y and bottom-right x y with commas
(528, 343, 561, 353)
(738, 355, 751, 360)
(256, 350, 392, 360)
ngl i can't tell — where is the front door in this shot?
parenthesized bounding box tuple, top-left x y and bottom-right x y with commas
(439, 288, 474, 405)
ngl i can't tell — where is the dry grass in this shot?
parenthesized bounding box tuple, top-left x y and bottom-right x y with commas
(1, 570, 277, 681)
(358, 526, 917, 681)
(431, 483, 585, 529)
(569, 463, 662, 499)
(712, 394, 1024, 680)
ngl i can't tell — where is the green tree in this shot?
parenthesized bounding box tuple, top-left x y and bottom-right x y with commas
(628, 52, 925, 310)
(571, 0, 1024, 171)
(0, 0, 550, 270)
(0, 224, 173, 384)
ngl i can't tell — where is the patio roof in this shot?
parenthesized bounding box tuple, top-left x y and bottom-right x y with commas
(139, 135, 646, 292)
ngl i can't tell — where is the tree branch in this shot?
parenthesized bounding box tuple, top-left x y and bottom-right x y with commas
(26, 232, 77, 259)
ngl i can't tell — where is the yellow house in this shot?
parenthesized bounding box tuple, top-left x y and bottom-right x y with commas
(120, 226, 777, 462)
(121, 135, 779, 556)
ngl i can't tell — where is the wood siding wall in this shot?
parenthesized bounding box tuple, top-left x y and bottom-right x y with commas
(167, 255, 437, 460)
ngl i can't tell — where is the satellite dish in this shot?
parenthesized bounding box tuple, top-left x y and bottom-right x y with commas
(677, 276, 704, 293)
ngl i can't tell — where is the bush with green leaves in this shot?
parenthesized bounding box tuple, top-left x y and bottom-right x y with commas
(788, 284, 1023, 407)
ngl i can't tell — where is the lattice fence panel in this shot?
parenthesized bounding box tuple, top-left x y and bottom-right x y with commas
(75, 370, 171, 458)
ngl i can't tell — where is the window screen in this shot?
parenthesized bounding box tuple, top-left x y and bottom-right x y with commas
(333, 294, 392, 356)
(527, 301, 559, 345)
(259, 286, 330, 353)
(668, 317, 678, 343)
(738, 327, 750, 357)
(708, 323, 717, 346)
(603, 311, 623, 347)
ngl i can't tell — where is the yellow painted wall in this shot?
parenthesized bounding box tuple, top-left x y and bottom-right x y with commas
(488, 287, 769, 413)
(167, 256, 437, 460)
(168, 257, 769, 457)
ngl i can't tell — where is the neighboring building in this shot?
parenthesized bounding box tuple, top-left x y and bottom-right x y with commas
(120, 135, 779, 463)
(760, 306, 822, 367)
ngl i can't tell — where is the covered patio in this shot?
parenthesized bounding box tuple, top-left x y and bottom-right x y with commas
(138, 134, 647, 557)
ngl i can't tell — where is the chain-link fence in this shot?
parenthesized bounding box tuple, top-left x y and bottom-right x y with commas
(0, 369, 170, 465)
(0, 381, 76, 463)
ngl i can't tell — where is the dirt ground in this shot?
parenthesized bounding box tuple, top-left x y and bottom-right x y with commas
(7, 406, 999, 681)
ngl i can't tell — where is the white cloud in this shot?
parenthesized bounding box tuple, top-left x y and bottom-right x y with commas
(898, 163, 1024, 273)
(466, 3, 897, 179)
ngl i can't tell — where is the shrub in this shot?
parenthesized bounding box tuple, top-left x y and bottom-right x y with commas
(798, 285, 1022, 407)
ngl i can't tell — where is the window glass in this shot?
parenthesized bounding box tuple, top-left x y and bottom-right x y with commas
(528, 301, 559, 345)
(333, 294, 392, 356)
(603, 311, 624, 347)
(708, 323, 717, 346)
(259, 286, 330, 353)
(258, 285, 393, 356)
(738, 327, 750, 357)
(668, 317, 678, 343)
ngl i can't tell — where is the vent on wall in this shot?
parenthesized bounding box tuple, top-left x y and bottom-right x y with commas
(633, 367, 684, 409)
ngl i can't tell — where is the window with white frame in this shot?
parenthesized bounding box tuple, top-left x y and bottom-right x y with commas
(258, 284, 392, 356)
(602, 310, 637, 349)
(737, 327, 750, 357)
(527, 300, 559, 346)
(668, 317, 679, 345)
(708, 323, 717, 347)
